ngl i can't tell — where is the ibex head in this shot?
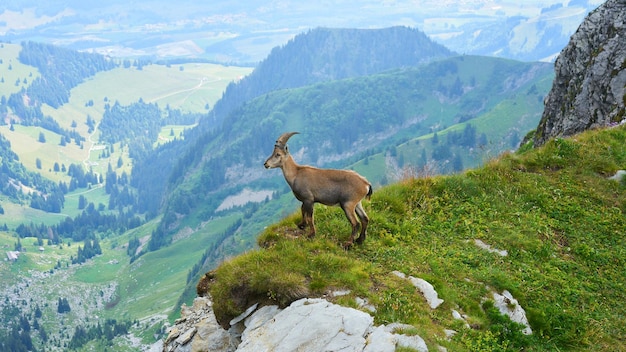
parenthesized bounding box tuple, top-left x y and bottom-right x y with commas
(264, 132, 299, 169)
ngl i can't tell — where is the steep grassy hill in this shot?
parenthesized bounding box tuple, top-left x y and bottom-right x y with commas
(156, 55, 553, 260)
(204, 124, 626, 351)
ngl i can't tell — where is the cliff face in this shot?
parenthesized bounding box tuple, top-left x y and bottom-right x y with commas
(533, 0, 626, 147)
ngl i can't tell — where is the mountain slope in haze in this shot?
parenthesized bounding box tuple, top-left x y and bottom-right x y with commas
(133, 26, 455, 228)
(206, 26, 454, 129)
(0, 0, 603, 63)
(0, 41, 251, 224)
(152, 55, 553, 260)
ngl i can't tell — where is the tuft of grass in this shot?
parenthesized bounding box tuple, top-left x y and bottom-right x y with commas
(206, 125, 626, 351)
(211, 225, 373, 325)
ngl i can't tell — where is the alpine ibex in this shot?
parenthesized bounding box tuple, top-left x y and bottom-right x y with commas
(264, 132, 372, 247)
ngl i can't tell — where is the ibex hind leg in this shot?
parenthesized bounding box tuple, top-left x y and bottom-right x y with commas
(341, 202, 362, 249)
(354, 202, 369, 245)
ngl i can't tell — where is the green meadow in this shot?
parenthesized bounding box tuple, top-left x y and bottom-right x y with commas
(1, 47, 253, 224)
(0, 43, 41, 98)
(209, 124, 626, 352)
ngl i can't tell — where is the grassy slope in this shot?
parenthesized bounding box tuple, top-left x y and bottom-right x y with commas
(0, 46, 253, 222)
(351, 69, 554, 184)
(207, 125, 626, 351)
(0, 211, 245, 350)
(0, 43, 41, 98)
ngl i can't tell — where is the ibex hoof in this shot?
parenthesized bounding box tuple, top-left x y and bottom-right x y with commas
(342, 241, 354, 250)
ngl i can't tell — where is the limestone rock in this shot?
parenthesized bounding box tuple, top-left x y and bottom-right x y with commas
(474, 239, 508, 257)
(236, 298, 372, 352)
(609, 170, 626, 182)
(492, 290, 533, 335)
(393, 271, 444, 309)
(533, 0, 626, 147)
(162, 297, 231, 352)
(164, 296, 431, 352)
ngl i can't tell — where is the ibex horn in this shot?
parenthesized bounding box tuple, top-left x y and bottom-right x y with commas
(275, 132, 300, 148)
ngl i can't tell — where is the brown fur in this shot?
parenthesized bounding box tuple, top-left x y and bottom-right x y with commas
(264, 132, 372, 248)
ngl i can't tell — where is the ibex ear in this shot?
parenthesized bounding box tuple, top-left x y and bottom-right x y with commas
(284, 145, 289, 154)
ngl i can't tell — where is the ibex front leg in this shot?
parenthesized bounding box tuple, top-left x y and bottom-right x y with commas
(300, 200, 316, 238)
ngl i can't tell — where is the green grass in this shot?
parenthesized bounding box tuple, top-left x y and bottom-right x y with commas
(156, 124, 195, 147)
(207, 125, 626, 351)
(0, 232, 84, 275)
(102, 213, 244, 321)
(63, 186, 110, 214)
(0, 43, 41, 98)
(1, 44, 252, 224)
(0, 199, 68, 228)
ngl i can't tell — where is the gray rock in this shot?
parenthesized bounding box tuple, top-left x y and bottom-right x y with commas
(393, 271, 444, 309)
(533, 0, 626, 147)
(236, 298, 372, 352)
(609, 170, 626, 182)
(492, 290, 533, 335)
(165, 296, 431, 352)
(474, 239, 508, 257)
(240, 305, 281, 342)
(162, 297, 231, 352)
(363, 325, 397, 352)
(230, 303, 258, 326)
(365, 323, 428, 352)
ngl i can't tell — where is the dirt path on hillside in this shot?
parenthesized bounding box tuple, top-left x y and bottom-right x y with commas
(148, 76, 222, 104)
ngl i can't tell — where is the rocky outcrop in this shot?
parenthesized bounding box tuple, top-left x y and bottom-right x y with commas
(162, 296, 429, 352)
(533, 0, 626, 147)
(164, 264, 534, 352)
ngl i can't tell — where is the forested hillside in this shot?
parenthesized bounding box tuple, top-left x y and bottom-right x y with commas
(0, 42, 118, 214)
(0, 40, 242, 249)
(0, 134, 59, 207)
(149, 55, 553, 259)
(7, 42, 116, 138)
(132, 26, 456, 232)
(206, 26, 454, 129)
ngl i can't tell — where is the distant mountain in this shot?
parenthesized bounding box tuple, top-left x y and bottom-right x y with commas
(0, 1, 603, 63)
(206, 26, 454, 129)
(132, 26, 454, 220)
